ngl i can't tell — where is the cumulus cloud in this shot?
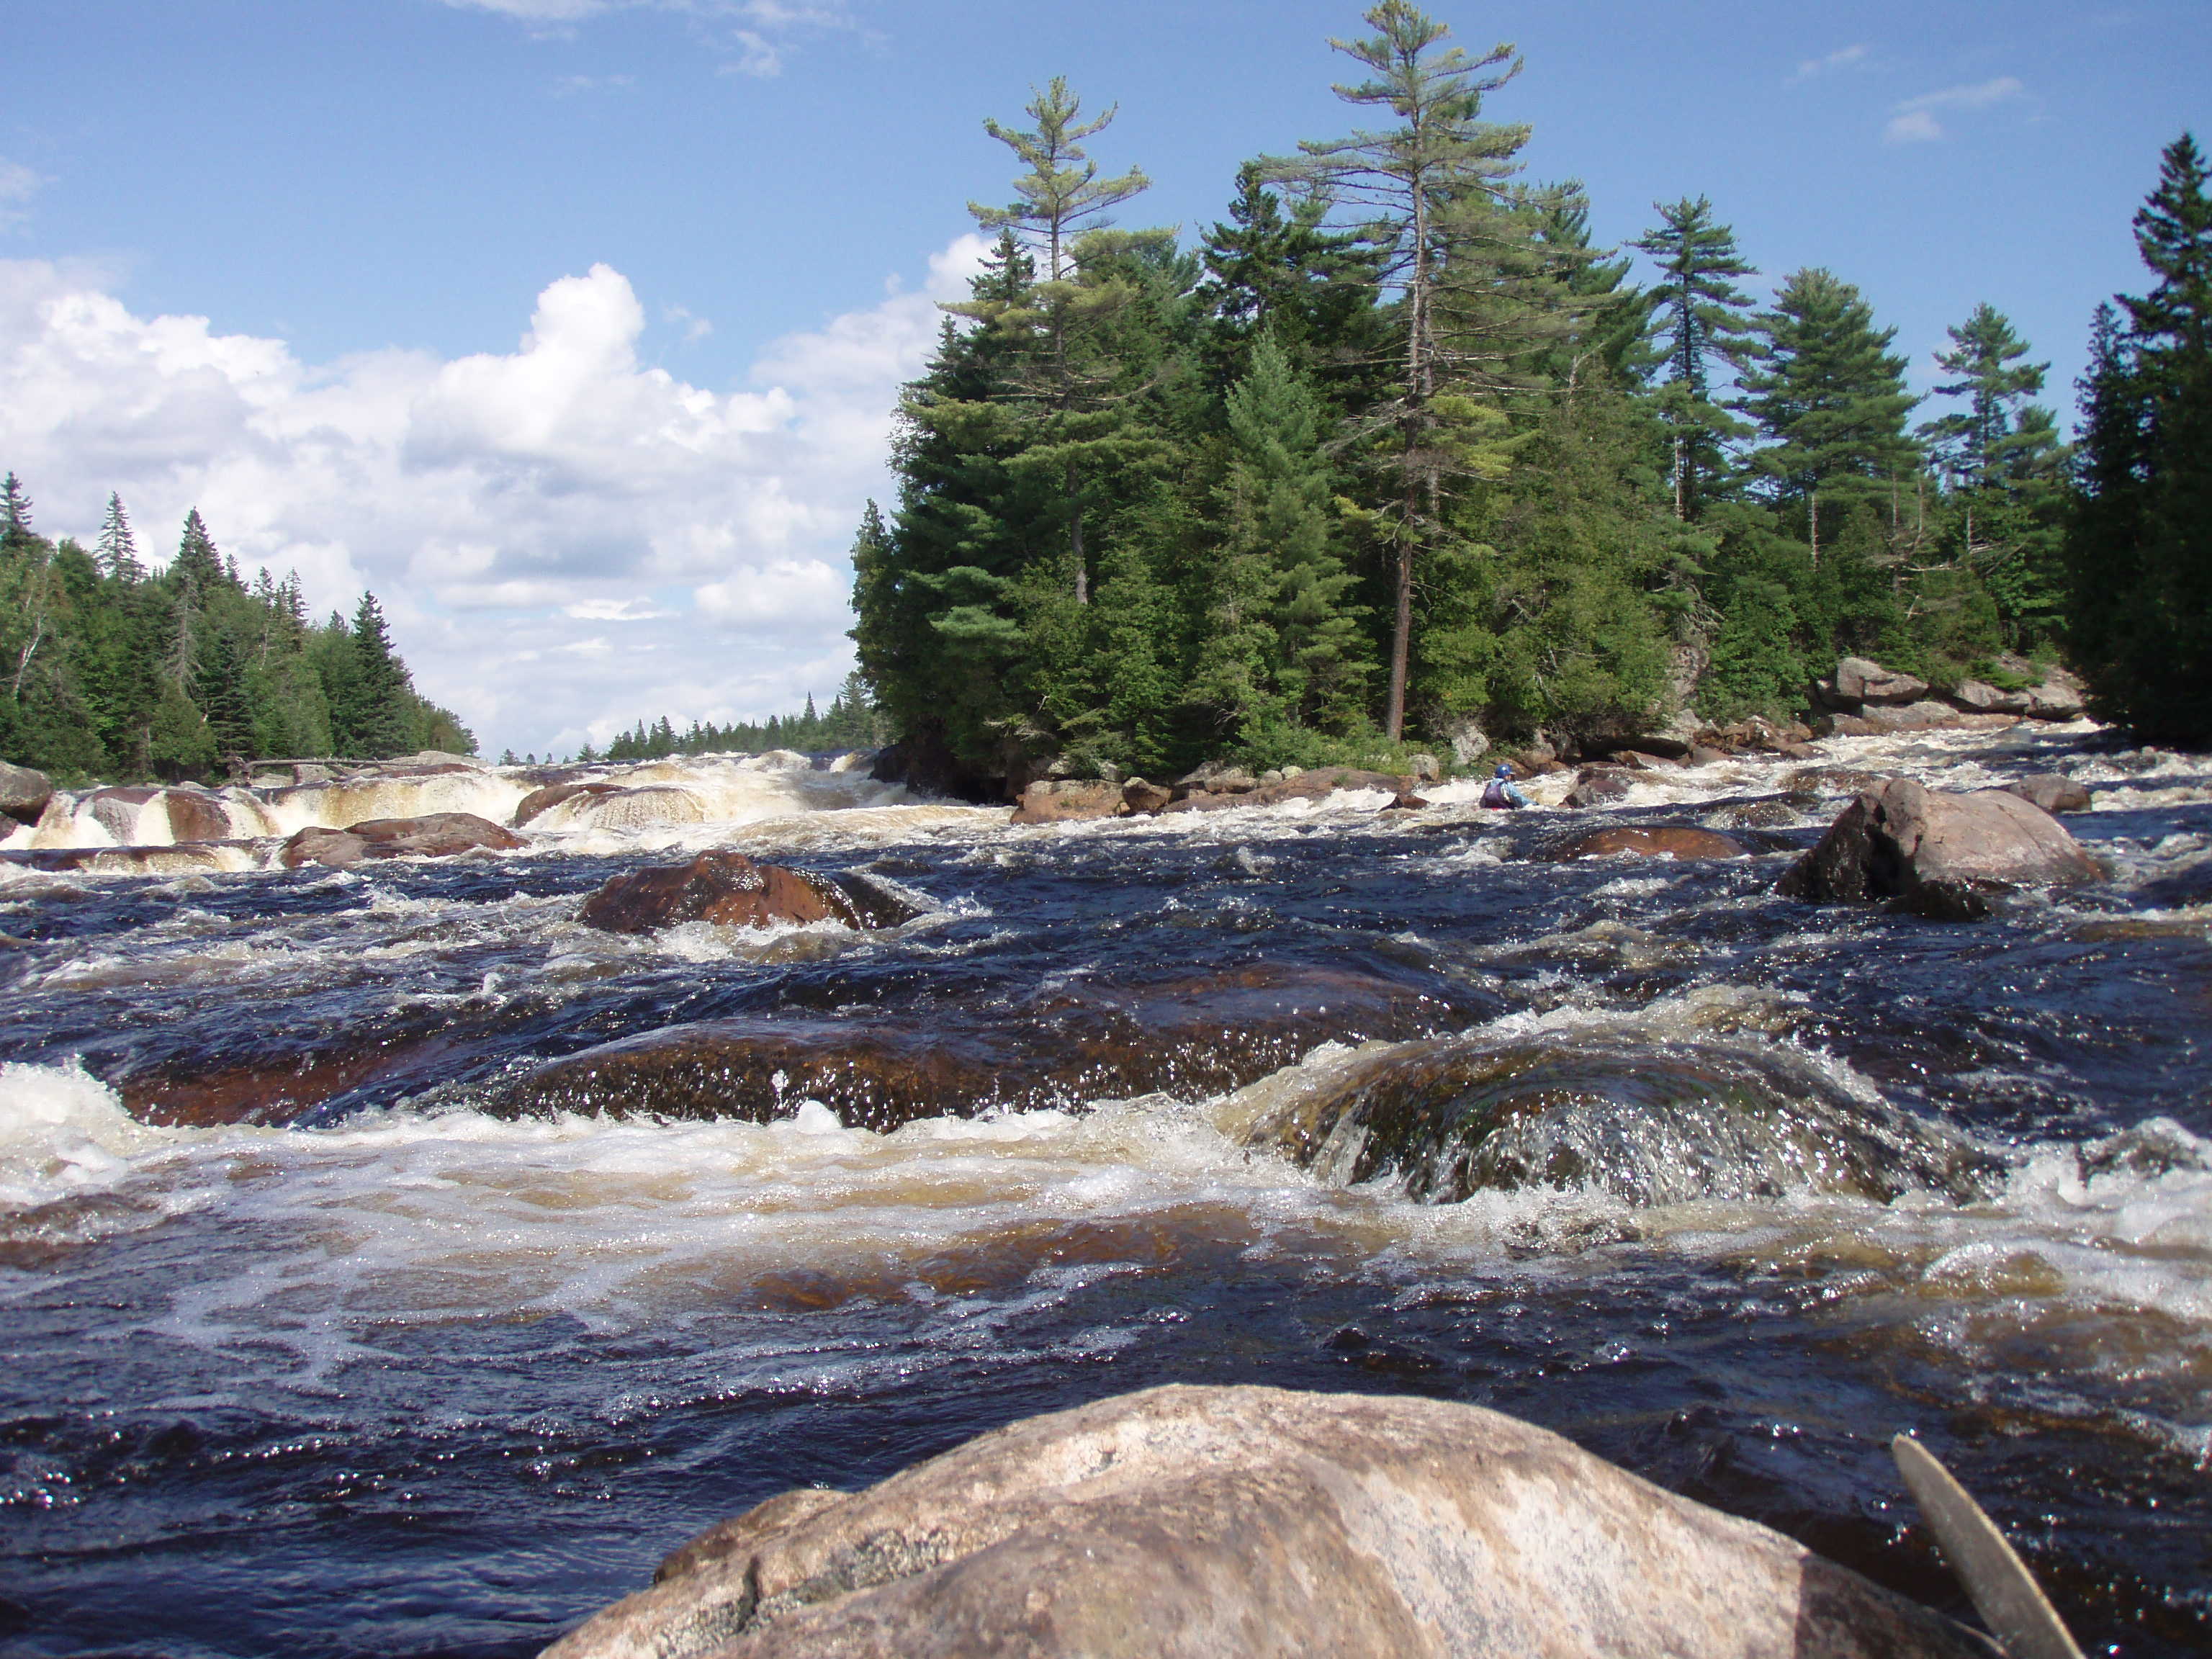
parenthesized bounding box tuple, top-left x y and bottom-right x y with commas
(0, 234, 989, 755)
(1884, 76, 2026, 144)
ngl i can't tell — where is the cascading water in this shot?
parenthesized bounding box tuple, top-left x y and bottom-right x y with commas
(1, 728, 2208, 1658)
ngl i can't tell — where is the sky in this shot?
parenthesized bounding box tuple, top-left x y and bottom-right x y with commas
(1, 1, 2205, 758)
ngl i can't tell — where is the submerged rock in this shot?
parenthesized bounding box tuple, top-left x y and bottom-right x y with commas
(491, 962, 1489, 1128)
(1552, 825, 1748, 861)
(280, 811, 526, 870)
(0, 761, 53, 825)
(544, 1383, 1991, 1659)
(576, 850, 918, 935)
(1777, 778, 2103, 916)
(1236, 1033, 2002, 1207)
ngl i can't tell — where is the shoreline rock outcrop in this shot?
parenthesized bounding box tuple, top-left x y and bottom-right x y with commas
(542, 1383, 1992, 1659)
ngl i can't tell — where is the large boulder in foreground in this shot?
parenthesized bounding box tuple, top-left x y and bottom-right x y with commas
(1778, 778, 2101, 916)
(1553, 824, 1748, 861)
(543, 1384, 1988, 1659)
(280, 811, 526, 870)
(0, 760, 53, 825)
(577, 850, 918, 935)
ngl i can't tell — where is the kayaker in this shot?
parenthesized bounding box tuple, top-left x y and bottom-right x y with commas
(1480, 763, 1529, 810)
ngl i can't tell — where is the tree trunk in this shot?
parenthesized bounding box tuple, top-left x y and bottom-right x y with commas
(1384, 538, 1412, 741)
(1809, 491, 1820, 568)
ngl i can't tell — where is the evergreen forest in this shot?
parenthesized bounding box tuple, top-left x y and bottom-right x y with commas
(0, 485, 472, 783)
(845, 2, 2211, 791)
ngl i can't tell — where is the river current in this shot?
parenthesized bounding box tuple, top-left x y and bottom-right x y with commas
(1, 728, 2208, 1658)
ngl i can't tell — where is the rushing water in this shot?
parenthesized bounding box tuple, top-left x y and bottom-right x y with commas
(1, 729, 2208, 1658)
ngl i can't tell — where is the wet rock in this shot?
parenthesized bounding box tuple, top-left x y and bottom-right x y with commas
(1119, 776, 1172, 814)
(1783, 765, 1883, 796)
(1686, 744, 1729, 767)
(575, 850, 918, 936)
(0, 761, 52, 825)
(1010, 781, 1123, 824)
(491, 963, 1487, 1128)
(1777, 778, 2103, 914)
(279, 811, 526, 870)
(1822, 701, 2017, 737)
(113, 1034, 464, 1128)
(2004, 773, 2092, 814)
(86, 786, 159, 842)
(1386, 792, 1430, 811)
(511, 781, 622, 827)
(1238, 1033, 2002, 1208)
(547, 1383, 1992, 1659)
(1563, 767, 1635, 809)
(1553, 825, 1748, 860)
(157, 788, 233, 843)
(1833, 655, 1930, 706)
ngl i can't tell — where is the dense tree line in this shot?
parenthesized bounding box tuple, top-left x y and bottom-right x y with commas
(564, 673, 889, 765)
(2067, 135, 2212, 743)
(0, 486, 472, 782)
(851, 1, 2128, 790)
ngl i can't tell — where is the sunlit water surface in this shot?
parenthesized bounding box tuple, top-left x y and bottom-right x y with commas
(1, 731, 2208, 1657)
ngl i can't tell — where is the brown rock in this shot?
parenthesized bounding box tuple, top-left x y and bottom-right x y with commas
(1010, 781, 1123, 824)
(576, 850, 917, 935)
(157, 789, 233, 842)
(1784, 765, 1883, 796)
(1778, 778, 2103, 916)
(1612, 749, 1681, 772)
(280, 811, 526, 870)
(512, 781, 623, 827)
(545, 1385, 1990, 1659)
(491, 963, 1487, 1129)
(1119, 777, 1172, 815)
(1686, 744, 1729, 767)
(0, 760, 52, 825)
(1555, 825, 1748, 860)
(1386, 792, 1430, 811)
(1833, 655, 1930, 706)
(1563, 768, 1635, 809)
(2004, 773, 2092, 814)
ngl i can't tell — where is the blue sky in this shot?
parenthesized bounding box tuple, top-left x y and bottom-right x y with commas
(2, 0, 2205, 756)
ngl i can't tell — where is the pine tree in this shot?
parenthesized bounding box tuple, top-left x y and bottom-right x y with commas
(338, 593, 415, 758)
(0, 474, 32, 547)
(1196, 164, 1387, 399)
(94, 494, 145, 582)
(1916, 304, 2067, 645)
(1195, 334, 1372, 742)
(1632, 197, 1758, 520)
(1735, 269, 1920, 562)
(169, 508, 227, 601)
(1259, 1, 1563, 738)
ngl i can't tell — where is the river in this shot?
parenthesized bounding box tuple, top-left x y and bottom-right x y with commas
(1, 727, 2207, 1657)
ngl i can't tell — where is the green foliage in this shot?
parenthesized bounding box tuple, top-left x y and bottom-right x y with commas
(0, 490, 469, 781)
(2067, 132, 2212, 743)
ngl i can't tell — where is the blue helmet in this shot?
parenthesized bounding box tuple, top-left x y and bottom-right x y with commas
(1493, 763, 1513, 778)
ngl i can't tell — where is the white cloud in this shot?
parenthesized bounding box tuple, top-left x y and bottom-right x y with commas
(443, 0, 855, 75)
(0, 161, 44, 230)
(1884, 76, 2026, 143)
(1792, 43, 1869, 81)
(0, 235, 987, 755)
